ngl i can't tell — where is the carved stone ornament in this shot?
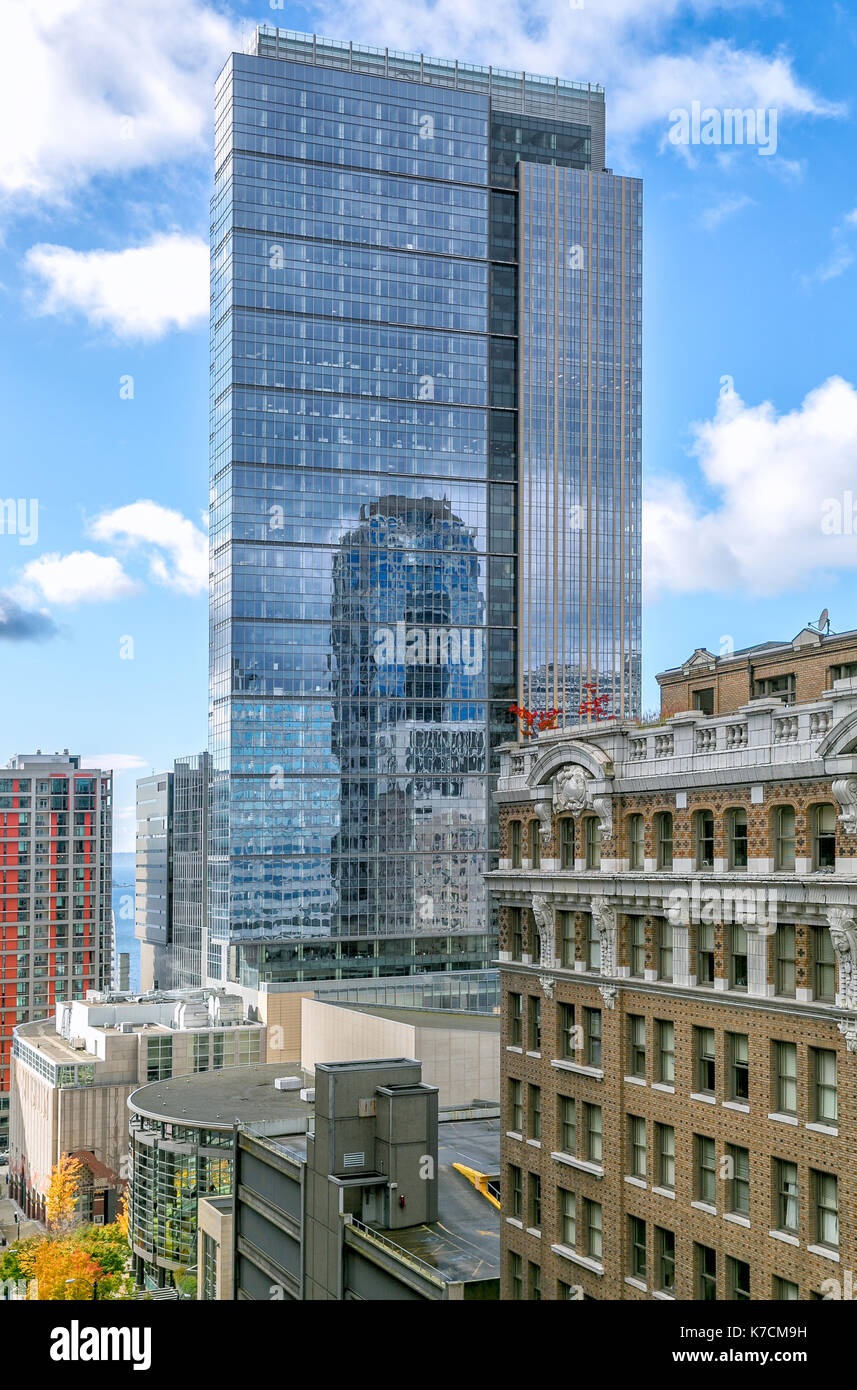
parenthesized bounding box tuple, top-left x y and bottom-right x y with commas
(534, 800, 553, 845)
(539, 974, 555, 1000)
(592, 794, 613, 841)
(591, 899, 618, 979)
(832, 778, 857, 838)
(827, 907, 857, 1010)
(598, 984, 618, 1010)
(553, 765, 591, 816)
(839, 1018, 857, 1054)
(531, 894, 555, 968)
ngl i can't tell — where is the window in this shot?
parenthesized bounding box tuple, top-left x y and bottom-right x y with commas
(529, 1173, 542, 1230)
(696, 1243, 717, 1300)
(510, 819, 522, 868)
(730, 924, 748, 990)
(829, 661, 857, 684)
(628, 1015, 646, 1078)
(656, 1020, 675, 1085)
(509, 1164, 523, 1218)
(559, 1096, 576, 1154)
(656, 1227, 676, 1294)
(696, 1135, 716, 1205)
(560, 1003, 576, 1059)
(657, 918, 673, 981)
(774, 1277, 799, 1301)
(528, 1262, 541, 1300)
(774, 805, 796, 870)
(774, 1041, 797, 1115)
(529, 1084, 542, 1141)
(193, 1034, 209, 1073)
(628, 915, 645, 976)
(146, 1036, 173, 1083)
(753, 672, 795, 703)
(559, 910, 575, 967)
(695, 1027, 716, 1093)
(584, 1199, 602, 1259)
(585, 817, 601, 869)
(529, 818, 541, 869)
(697, 922, 715, 986)
(774, 1159, 798, 1234)
(655, 812, 673, 870)
(584, 1008, 602, 1067)
(628, 1115, 646, 1178)
(693, 687, 714, 714)
(812, 1048, 838, 1124)
(728, 1033, 749, 1101)
(509, 1078, 523, 1133)
(586, 912, 600, 970)
(814, 926, 836, 1001)
(695, 810, 715, 869)
(509, 992, 522, 1046)
(628, 1216, 646, 1280)
(510, 907, 523, 960)
(727, 807, 748, 869)
(528, 996, 541, 1052)
(585, 1104, 603, 1163)
(559, 1188, 576, 1246)
(776, 924, 796, 997)
(509, 1252, 522, 1299)
(728, 1145, 750, 1215)
(656, 1124, 675, 1190)
(814, 1171, 838, 1248)
(812, 804, 836, 869)
(728, 1257, 751, 1301)
(559, 817, 575, 869)
(627, 814, 644, 870)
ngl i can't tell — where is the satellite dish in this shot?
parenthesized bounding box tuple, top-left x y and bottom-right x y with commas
(819, 608, 829, 633)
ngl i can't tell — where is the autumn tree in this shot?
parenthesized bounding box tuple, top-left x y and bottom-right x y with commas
(45, 1152, 85, 1235)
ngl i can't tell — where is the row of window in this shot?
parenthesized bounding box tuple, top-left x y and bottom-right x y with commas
(508, 908, 837, 1002)
(508, 999, 838, 1123)
(508, 803, 837, 872)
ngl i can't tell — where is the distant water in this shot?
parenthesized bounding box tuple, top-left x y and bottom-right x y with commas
(111, 851, 140, 991)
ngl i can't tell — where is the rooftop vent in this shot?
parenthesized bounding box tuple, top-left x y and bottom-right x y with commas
(274, 1076, 301, 1092)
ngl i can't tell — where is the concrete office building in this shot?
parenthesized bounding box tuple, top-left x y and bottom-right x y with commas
(491, 624, 857, 1300)
(208, 25, 641, 992)
(136, 754, 211, 993)
(9, 989, 265, 1224)
(0, 752, 113, 1156)
(194, 1057, 500, 1300)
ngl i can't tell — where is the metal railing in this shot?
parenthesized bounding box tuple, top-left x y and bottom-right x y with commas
(347, 1218, 445, 1288)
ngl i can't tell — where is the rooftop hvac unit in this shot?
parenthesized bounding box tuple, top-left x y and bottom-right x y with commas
(274, 1076, 301, 1092)
(119, 1022, 135, 1035)
(300, 1088, 315, 1103)
(70, 1038, 86, 1050)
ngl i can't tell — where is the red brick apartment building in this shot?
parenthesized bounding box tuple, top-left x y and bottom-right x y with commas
(490, 627, 857, 1300)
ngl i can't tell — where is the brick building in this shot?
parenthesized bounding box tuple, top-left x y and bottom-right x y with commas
(491, 629, 857, 1300)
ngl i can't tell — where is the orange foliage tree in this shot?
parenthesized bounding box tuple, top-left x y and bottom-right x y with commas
(45, 1152, 85, 1235)
(19, 1239, 103, 1301)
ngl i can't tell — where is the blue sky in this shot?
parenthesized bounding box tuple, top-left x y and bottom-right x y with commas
(1, 0, 856, 845)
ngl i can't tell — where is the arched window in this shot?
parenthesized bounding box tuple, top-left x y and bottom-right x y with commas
(509, 819, 522, 869)
(811, 804, 836, 870)
(655, 812, 673, 870)
(727, 807, 748, 870)
(694, 810, 715, 869)
(627, 814, 644, 870)
(585, 817, 601, 870)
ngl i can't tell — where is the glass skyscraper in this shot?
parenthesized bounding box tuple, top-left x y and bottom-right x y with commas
(208, 27, 641, 987)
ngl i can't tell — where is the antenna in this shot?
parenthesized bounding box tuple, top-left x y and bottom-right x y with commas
(818, 608, 830, 635)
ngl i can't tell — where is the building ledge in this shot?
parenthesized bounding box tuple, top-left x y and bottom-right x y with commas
(551, 1243, 603, 1276)
(550, 1152, 603, 1179)
(769, 1229, 799, 1247)
(807, 1244, 839, 1263)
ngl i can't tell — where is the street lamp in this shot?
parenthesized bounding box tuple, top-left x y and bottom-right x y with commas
(65, 1276, 98, 1301)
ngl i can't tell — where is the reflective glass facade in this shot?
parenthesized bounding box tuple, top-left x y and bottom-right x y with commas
(209, 30, 637, 986)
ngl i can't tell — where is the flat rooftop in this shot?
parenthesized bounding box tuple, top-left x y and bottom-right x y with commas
(128, 1062, 314, 1132)
(328, 1001, 500, 1033)
(374, 1117, 500, 1283)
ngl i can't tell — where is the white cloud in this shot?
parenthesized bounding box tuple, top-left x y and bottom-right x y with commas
(24, 233, 208, 341)
(644, 376, 857, 602)
(82, 754, 149, 775)
(314, 0, 844, 155)
(18, 550, 139, 605)
(0, 0, 236, 206)
(90, 500, 208, 595)
(698, 193, 754, 229)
